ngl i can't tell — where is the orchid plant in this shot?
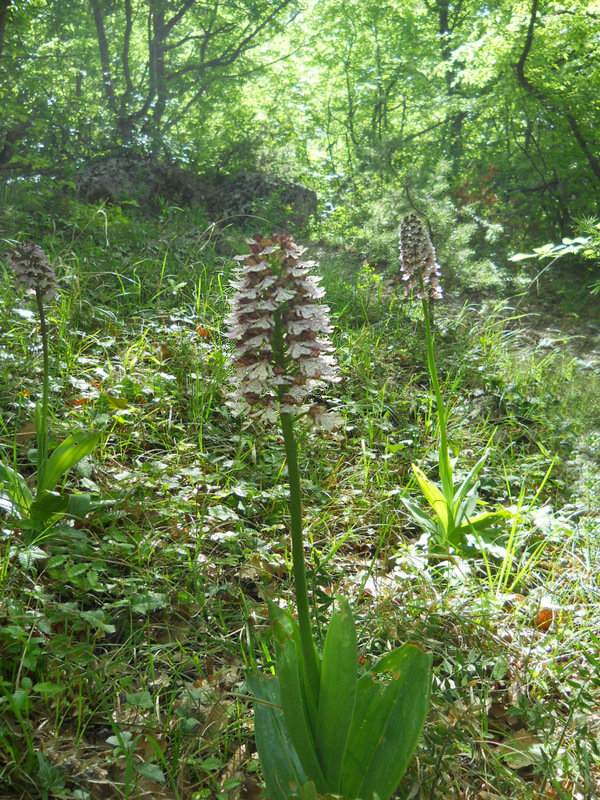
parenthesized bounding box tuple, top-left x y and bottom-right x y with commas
(398, 216, 508, 556)
(225, 234, 431, 800)
(0, 242, 99, 542)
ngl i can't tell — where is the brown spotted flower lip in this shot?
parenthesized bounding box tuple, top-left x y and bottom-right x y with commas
(225, 234, 340, 426)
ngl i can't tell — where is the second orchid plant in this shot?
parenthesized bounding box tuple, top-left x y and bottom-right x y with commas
(399, 215, 508, 556)
(1, 243, 100, 542)
(225, 234, 431, 800)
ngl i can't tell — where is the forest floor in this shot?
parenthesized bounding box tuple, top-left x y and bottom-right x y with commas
(0, 195, 599, 800)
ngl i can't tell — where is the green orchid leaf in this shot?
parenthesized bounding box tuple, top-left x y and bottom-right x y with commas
(469, 509, 509, 528)
(29, 490, 69, 522)
(412, 464, 450, 530)
(316, 597, 357, 792)
(287, 781, 347, 800)
(448, 509, 509, 549)
(269, 600, 319, 728)
(247, 673, 308, 800)
(453, 488, 478, 529)
(457, 509, 509, 535)
(287, 781, 319, 800)
(452, 451, 488, 508)
(28, 491, 95, 525)
(277, 636, 327, 791)
(341, 643, 432, 800)
(66, 493, 93, 520)
(268, 604, 326, 791)
(0, 463, 33, 515)
(39, 432, 100, 494)
(400, 497, 439, 537)
(437, 441, 455, 506)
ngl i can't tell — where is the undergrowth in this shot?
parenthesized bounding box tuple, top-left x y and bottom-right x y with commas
(0, 181, 599, 799)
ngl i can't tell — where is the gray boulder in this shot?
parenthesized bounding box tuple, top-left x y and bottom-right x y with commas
(74, 153, 318, 228)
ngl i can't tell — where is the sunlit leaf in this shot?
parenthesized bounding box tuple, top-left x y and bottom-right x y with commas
(39, 432, 100, 494)
(412, 465, 449, 530)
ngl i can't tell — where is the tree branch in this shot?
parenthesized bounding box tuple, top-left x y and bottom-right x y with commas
(565, 113, 600, 183)
(121, 0, 134, 96)
(514, 0, 539, 96)
(514, 0, 600, 183)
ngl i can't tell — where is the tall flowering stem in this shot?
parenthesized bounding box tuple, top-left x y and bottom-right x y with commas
(399, 216, 453, 508)
(421, 294, 453, 512)
(236, 235, 432, 800)
(225, 234, 340, 694)
(35, 287, 50, 492)
(8, 242, 58, 494)
(279, 410, 319, 692)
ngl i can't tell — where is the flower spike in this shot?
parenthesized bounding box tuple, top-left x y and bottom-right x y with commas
(399, 214, 443, 301)
(8, 242, 58, 300)
(225, 234, 340, 425)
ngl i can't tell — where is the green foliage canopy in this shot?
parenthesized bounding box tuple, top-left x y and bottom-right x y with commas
(1, 0, 599, 250)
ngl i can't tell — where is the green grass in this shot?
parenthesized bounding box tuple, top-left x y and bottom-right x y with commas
(1, 181, 599, 799)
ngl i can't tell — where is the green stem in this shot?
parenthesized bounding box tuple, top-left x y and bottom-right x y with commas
(421, 297, 454, 513)
(35, 287, 49, 496)
(279, 411, 321, 695)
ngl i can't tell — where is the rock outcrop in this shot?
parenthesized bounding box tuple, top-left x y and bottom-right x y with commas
(74, 153, 317, 228)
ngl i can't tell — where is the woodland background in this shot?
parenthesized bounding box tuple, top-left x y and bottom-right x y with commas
(2, 0, 600, 262)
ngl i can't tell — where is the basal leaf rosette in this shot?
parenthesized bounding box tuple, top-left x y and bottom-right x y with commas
(225, 234, 340, 428)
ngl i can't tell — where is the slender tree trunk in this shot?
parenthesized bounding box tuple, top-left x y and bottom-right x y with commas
(151, 4, 167, 134)
(515, 0, 600, 185)
(565, 113, 600, 184)
(0, 0, 12, 58)
(437, 0, 466, 174)
(89, 0, 117, 112)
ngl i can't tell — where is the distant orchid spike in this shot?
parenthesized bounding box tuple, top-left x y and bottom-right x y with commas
(399, 214, 443, 301)
(225, 233, 340, 426)
(8, 241, 58, 300)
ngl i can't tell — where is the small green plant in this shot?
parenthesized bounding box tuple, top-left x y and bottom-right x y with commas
(509, 216, 600, 295)
(398, 216, 508, 555)
(1, 242, 100, 542)
(225, 234, 432, 800)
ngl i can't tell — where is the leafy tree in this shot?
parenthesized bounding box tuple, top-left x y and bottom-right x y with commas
(252, 0, 600, 255)
(0, 0, 300, 171)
